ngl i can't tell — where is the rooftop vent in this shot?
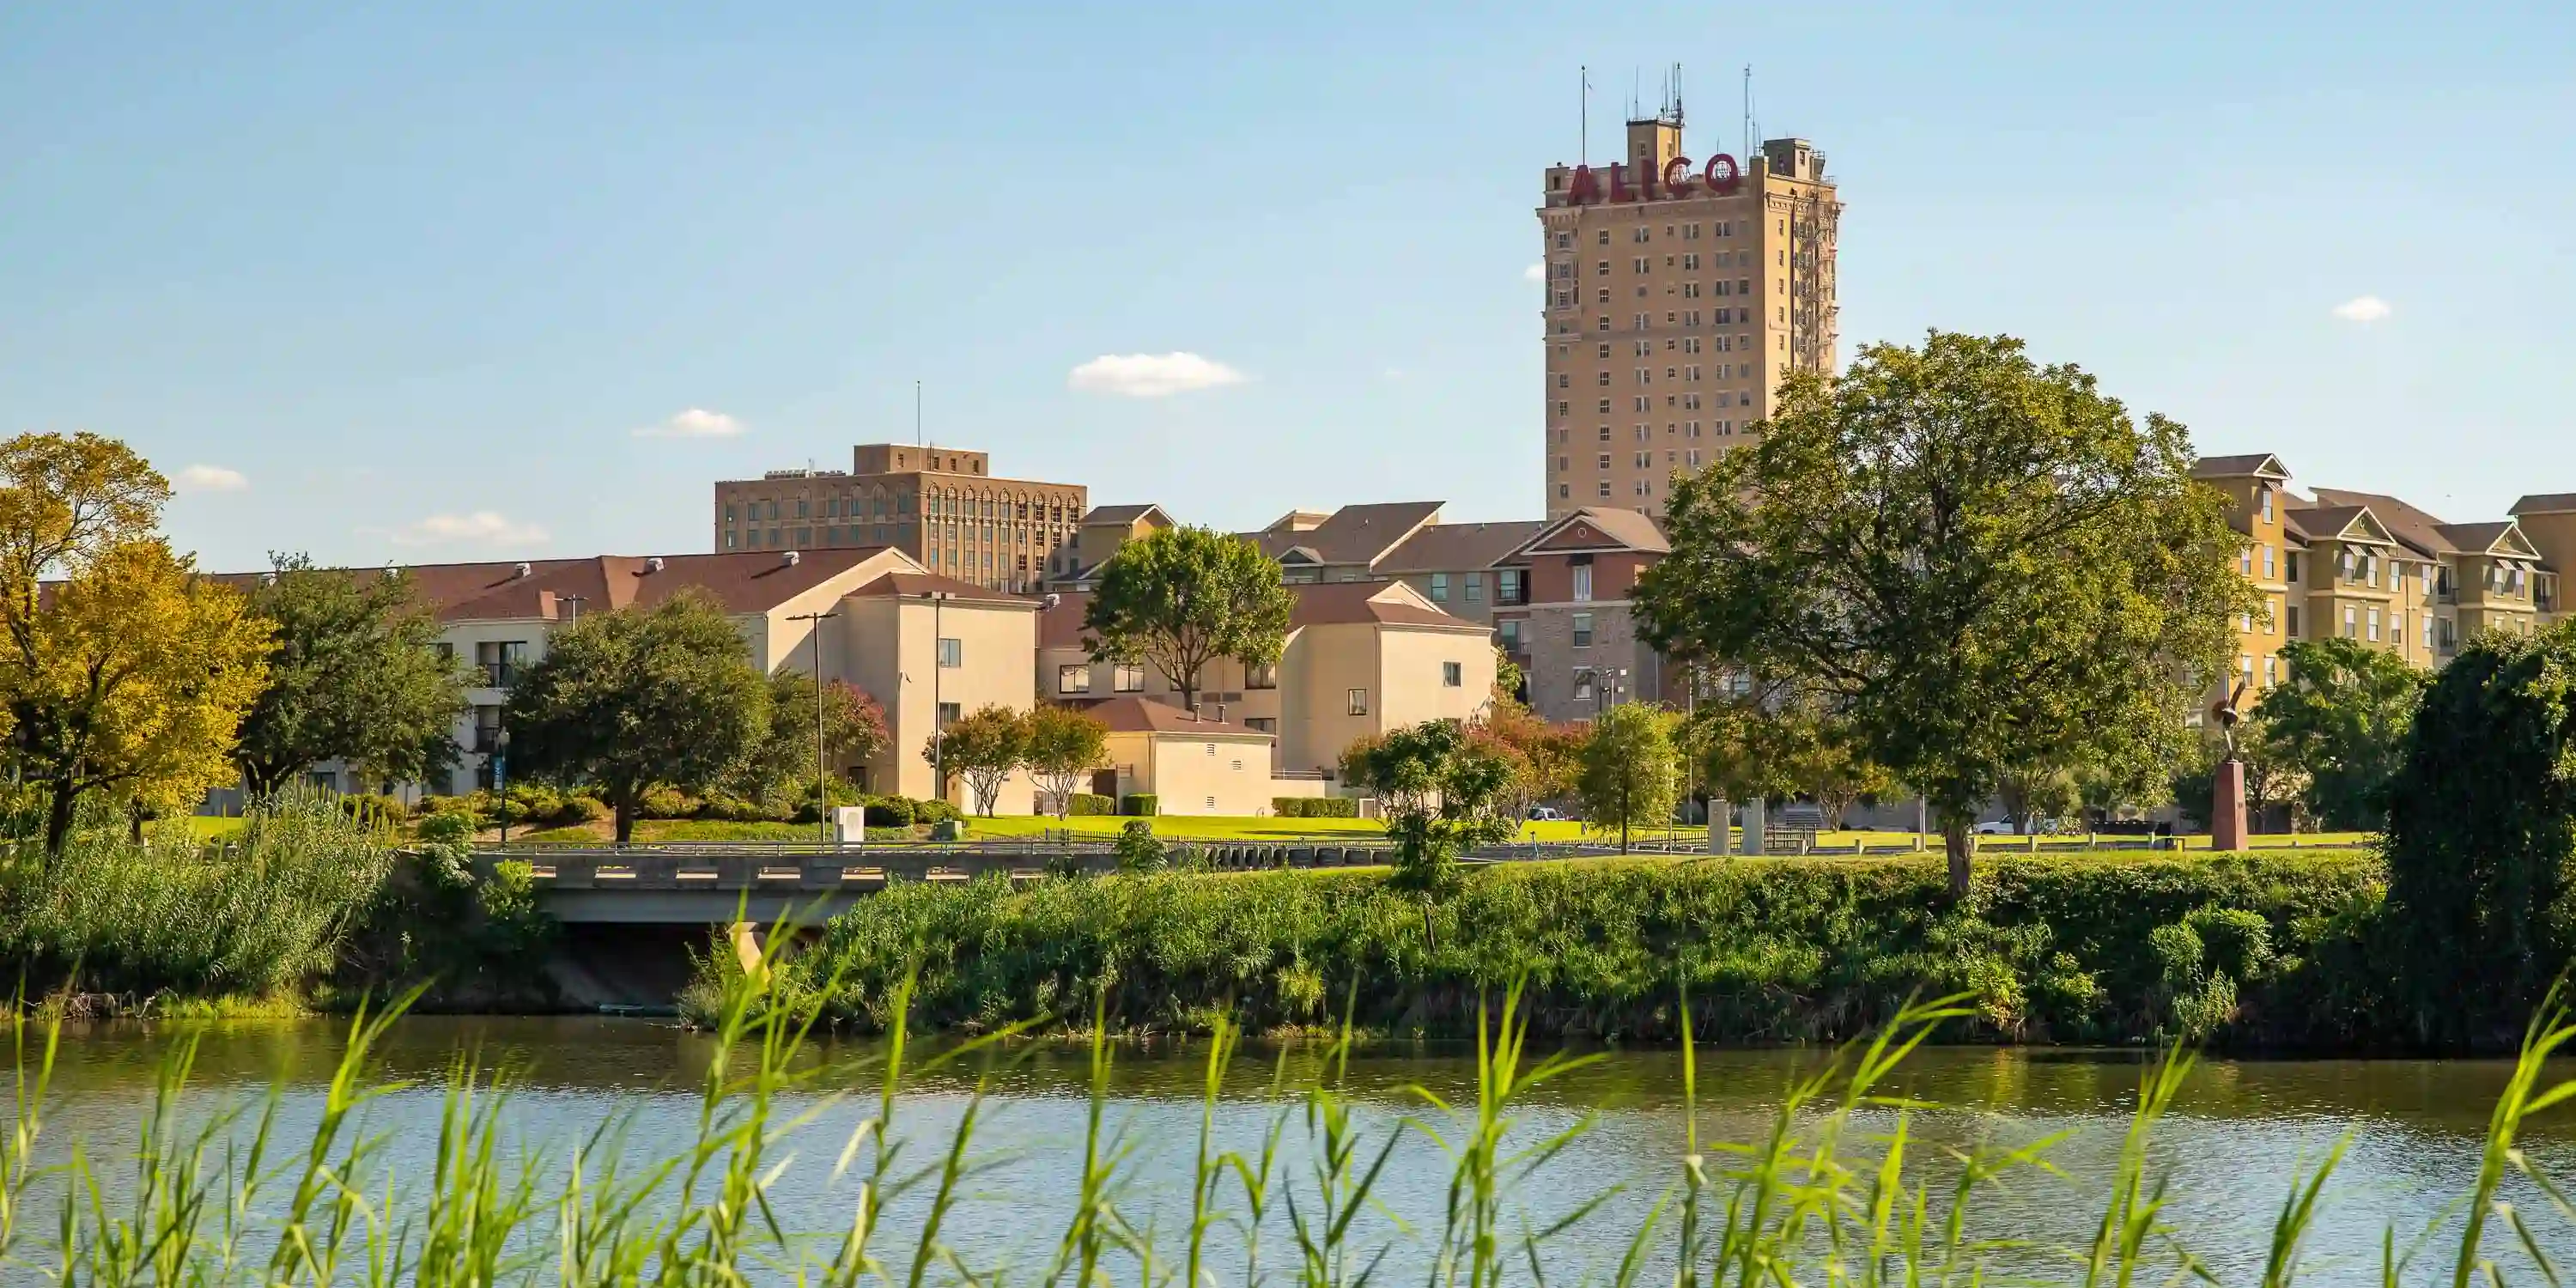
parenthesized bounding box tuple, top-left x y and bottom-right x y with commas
(643, 556, 665, 574)
(513, 562, 532, 580)
(781, 550, 801, 567)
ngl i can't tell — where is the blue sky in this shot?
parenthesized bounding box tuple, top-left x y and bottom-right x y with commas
(5, 2, 2572, 571)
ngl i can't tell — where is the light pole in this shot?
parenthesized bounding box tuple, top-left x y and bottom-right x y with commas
(788, 609, 840, 844)
(927, 591, 952, 805)
(492, 726, 511, 847)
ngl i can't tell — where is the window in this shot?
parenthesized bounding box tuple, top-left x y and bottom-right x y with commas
(1114, 665, 1145, 692)
(2287, 605, 2301, 638)
(1428, 572, 1449, 602)
(1573, 671, 1596, 702)
(2263, 545, 2275, 580)
(2366, 607, 2380, 641)
(2263, 657, 2278, 688)
(1462, 573, 1484, 602)
(1571, 612, 1595, 647)
(2260, 488, 2275, 521)
(937, 637, 963, 668)
(1246, 717, 1278, 734)
(2343, 605, 2357, 637)
(1498, 569, 1527, 605)
(1346, 688, 1369, 716)
(1057, 664, 1091, 694)
(1443, 661, 1463, 688)
(1496, 618, 1522, 650)
(1571, 561, 1594, 601)
(1245, 662, 1277, 690)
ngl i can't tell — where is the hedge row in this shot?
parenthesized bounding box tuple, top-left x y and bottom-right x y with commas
(1273, 797, 1361, 818)
(1121, 793, 1158, 817)
(771, 849, 2391, 1048)
(1065, 793, 1117, 817)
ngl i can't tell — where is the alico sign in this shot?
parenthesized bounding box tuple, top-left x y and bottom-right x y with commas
(1564, 155, 1741, 204)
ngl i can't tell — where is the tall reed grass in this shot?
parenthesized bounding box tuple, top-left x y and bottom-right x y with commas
(12, 926, 2576, 1285)
(0, 792, 394, 1005)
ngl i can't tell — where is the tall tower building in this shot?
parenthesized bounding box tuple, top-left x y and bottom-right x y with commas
(1536, 109, 1840, 517)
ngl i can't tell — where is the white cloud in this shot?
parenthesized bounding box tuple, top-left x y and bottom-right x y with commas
(390, 512, 550, 548)
(2331, 295, 2392, 323)
(1067, 352, 1247, 398)
(634, 408, 747, 438)
(171, 464, 247, 493)
(1524, 263, 1545, 283)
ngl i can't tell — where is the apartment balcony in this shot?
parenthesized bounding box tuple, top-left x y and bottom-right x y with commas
(471, 727, 504, 754)
(479, 662, 516, 688)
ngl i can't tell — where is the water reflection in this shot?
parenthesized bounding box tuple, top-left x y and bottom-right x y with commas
(27, 1018, 2572, 1285)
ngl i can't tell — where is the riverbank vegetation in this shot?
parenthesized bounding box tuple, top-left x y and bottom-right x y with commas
(741, 849, 2386, 1047)
(18, 950, 2576, 1285)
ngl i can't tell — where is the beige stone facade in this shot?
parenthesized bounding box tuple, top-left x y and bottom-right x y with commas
(1087, 697, 1312, 816)
(2195, 454, 2564, 699)
(1038, 581, 1497, 781)
(1539, 122, 1840, 517)
(712, 443, 1085, 594)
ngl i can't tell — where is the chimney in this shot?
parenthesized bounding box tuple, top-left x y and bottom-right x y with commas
(782, 550, 801, 567)
(643, 556, 665, 574)
(513, 562, 531, 580)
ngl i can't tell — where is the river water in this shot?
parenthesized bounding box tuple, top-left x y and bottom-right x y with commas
(27, 1017, 2576, 1285)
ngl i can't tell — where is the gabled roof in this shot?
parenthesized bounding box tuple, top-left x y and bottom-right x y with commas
(1088, 696, 1267, 738)
(2192, 453, 2293, 482)
(2312, 489, 2455, 558)
(1289, 580, 1484, 631)
(2512, 494, 2576, 517)
(845, 570, 1037, 607)
(1499, 507, 1670, 562)
(1243, 501, 1446, 567)
(1376, 519, 1549, 574)
(214, 549, 916, 624)
(1082, 503, 1171, 526)
(2284, 503, 2397, 548)
(2434, 521, 2539, 560)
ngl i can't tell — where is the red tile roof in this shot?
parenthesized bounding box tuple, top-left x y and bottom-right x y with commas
(846, 570, 1038, 607)
(210, 549, 909, 623)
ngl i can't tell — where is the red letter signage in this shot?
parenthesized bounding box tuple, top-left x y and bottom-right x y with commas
(1702, 154, 1741, 195)
(1662, 156, 1694, 195)
(1568, 165, 1600, 204)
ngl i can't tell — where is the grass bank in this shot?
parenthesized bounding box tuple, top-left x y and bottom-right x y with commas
(760, 850, 2387, 1047)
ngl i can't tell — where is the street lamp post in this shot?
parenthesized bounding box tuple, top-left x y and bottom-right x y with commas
(787, 609, 841, 844)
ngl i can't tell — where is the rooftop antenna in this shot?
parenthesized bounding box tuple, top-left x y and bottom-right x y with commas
(1742, 65, 1754, 161)
(1579, 64, 1589, 165)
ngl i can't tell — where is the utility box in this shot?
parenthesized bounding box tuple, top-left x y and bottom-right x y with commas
(832, 805, 868, 843)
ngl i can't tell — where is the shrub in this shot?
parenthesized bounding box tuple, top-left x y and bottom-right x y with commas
(639, 786, 696, 818)
(696, 793, 770, 823)
(1113, 819, 1165, 872)
(911, 797, 962, 825)
(1066, 793, 1116, 817)
(1274, 796, 1358, 819)
(863, 795, 915, 827)
(337, 793, 411, 825)
(415, 811, 475, 846)
(1121, 793, 1159, 817)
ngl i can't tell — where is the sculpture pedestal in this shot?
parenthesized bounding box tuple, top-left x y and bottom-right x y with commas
(1707, 797, 1730, 855)
(2212, 758, 2248, 854)
(1739, 798, 1765, 856)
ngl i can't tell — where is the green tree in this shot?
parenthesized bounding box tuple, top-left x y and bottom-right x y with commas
(2381, 620, 2576, 1046)
(1577, 703, 1681, 852)
(234, 553, 474, 795)
(7, 539, 272, 856)
(1467, 699, 1583, 821)
(1692, 682, 1893, 831)
(2169, 713, 2306, 832)
(502, 592, 771, 843)
(925, 704, 1029, 817)
(1343, 720, 1516, 891)
(1492, 644, 1526, 706)
(2253, 636, 2427, 832)
(1024, 705, 1109, 819)
(1082, 526, 1295, 712)
(733, 671, 889, 806)
(1637, 331, 2253, 896)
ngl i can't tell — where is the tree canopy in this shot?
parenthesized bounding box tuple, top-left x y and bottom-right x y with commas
(1637, 331, 2254, 896)
(1576, 703, 1681, 852)
(927, 704, 1029, 817)
(1692, 679, 1893, 829)
(1082, 526, 1294, 711)
(2252, 636, 2427, 832)
(502, 592, 770, 843)
(733, 671, 890, 809)
(234, 553, 473, 795)
(0, 434, 273, 854)
(1342, 720, 1516, 891)
(2381, 620, 2576, 1047)
(1023, 705, 1109, 819)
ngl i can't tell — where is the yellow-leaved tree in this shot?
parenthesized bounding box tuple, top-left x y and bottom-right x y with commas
(0, 433, 273, 856)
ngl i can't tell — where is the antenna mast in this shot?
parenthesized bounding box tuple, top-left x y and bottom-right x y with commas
(1580, 64, 1589, 164)
(914, 379, 922, 448)
(1741, 65, 1753, 161)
